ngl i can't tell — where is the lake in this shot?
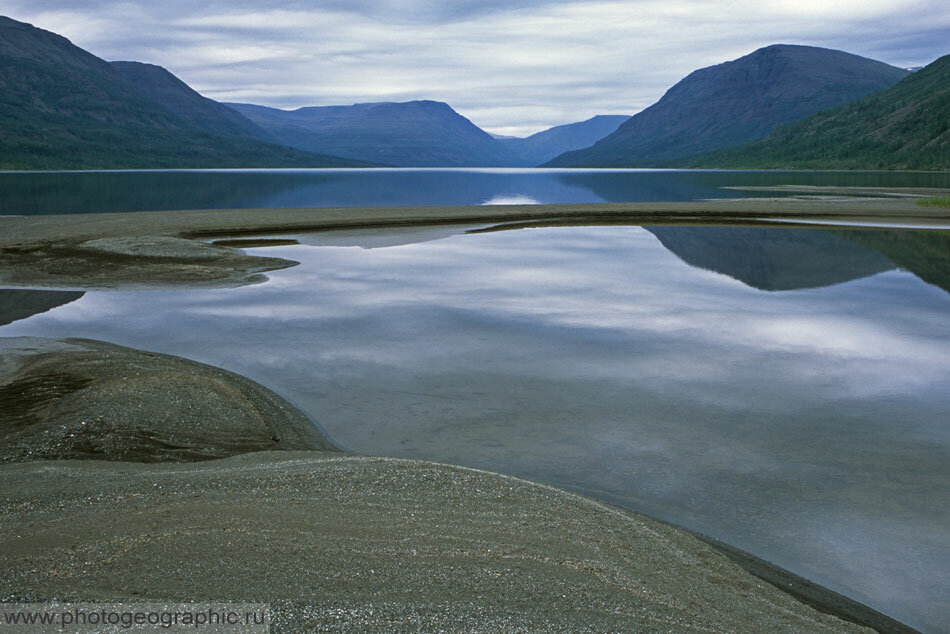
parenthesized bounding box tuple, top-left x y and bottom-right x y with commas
(1, 216, 949, 631)
(2, 167, 950, 215)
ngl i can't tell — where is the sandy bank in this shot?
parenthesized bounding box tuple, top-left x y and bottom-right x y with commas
(0, 235, 296, 290)
(1, 197, 947, 289)
(1, 449, 873, 633)
(0, 337, 335, 462)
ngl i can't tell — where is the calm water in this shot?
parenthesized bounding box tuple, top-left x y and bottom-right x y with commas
(2, 223, 950, 632)
(2, 167, 950, 215)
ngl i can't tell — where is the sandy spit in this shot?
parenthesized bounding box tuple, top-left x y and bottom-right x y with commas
(0, 198, 947, 290)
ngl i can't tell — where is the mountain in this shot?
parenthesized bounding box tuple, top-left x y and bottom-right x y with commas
(0, 16, 367, 169)
(675, 55, 950, 170)
(226, 100, 517, 167)
(545, 45, 910, 167)
(110, 61, 272, 142)
(499, 115, 629, 166)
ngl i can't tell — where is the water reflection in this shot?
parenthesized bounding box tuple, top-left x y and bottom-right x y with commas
(481, 194, 540, 205)
(0, 289, 84, 327)
(833, 229, 950, 294)
(3, 168, 950, 215)
(284, 225, 481, 250)
(1, 225, 949, 631)
(644, 226, 896, 290)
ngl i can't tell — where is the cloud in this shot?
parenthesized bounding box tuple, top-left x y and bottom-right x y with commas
(1, 0, 947, 135)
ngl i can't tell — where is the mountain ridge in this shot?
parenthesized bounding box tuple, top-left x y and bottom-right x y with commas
(498, 115, 629, 166)
(0, 16, 369, 169)
(545, 45, 910, 167)
(2, 15, 936, 171)
(672, 55, 950, 170)
(110, 61, 274, 142)
(227, 99, 517, 167)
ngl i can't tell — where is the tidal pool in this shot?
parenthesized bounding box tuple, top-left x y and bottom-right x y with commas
(2, 223, 949, 631)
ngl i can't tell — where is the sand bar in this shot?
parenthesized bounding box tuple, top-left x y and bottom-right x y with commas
(1, 197, 947, 290)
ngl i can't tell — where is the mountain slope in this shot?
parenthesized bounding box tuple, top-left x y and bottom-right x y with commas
(110, 61, 272, 142)
(546, 45, 909, 167)
(499, 115, 629, 166)
(0, 16, 366, 169)
(227, 100, 517, 167)
(675, 55, 950, 170)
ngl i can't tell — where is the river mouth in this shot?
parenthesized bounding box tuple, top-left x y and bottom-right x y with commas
(2, 220, 949, 632)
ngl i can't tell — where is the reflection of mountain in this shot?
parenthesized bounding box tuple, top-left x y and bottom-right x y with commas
(555, 170, 950, 203)
(0, 170, 605, 215)
(832, 229, 950, 294)
(556, 171, 742, 202)
(645, 227, 896, 291)
(0, 170, 328, 215)
(7, 169, 950, 216)
(0, 289, 85, 327)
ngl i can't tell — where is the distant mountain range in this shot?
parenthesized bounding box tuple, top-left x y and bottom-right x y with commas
(226, 100, 515, 167)
(545, 45, 910, 167)
(0, 16, 370, 169)
(225, 103, 629, 167)
(0, 15, 944, 170)
(0, 13, 625, 169)
(674, 55, 950, 170)
(497, 115, 629, 166)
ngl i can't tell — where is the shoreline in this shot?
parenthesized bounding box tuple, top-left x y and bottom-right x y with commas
(2, 197, 943, 630)
(1, 196, 948, 290)
(3, 197, 949, 248)
(0, 336, 911, 632)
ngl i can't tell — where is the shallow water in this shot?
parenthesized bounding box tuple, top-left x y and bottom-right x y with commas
(2, 167, 950, 215)
(2, 223, 949, 631)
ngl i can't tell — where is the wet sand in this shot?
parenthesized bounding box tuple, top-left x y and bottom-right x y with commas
(0, 337, 335, 463)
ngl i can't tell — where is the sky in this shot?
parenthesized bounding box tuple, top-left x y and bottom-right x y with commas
(2, 0, 948, 136)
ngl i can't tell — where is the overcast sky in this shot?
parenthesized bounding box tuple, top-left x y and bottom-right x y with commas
(2, 1, 948, 136)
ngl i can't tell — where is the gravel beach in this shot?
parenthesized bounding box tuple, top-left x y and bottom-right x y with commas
(2, 448, 873, 633)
